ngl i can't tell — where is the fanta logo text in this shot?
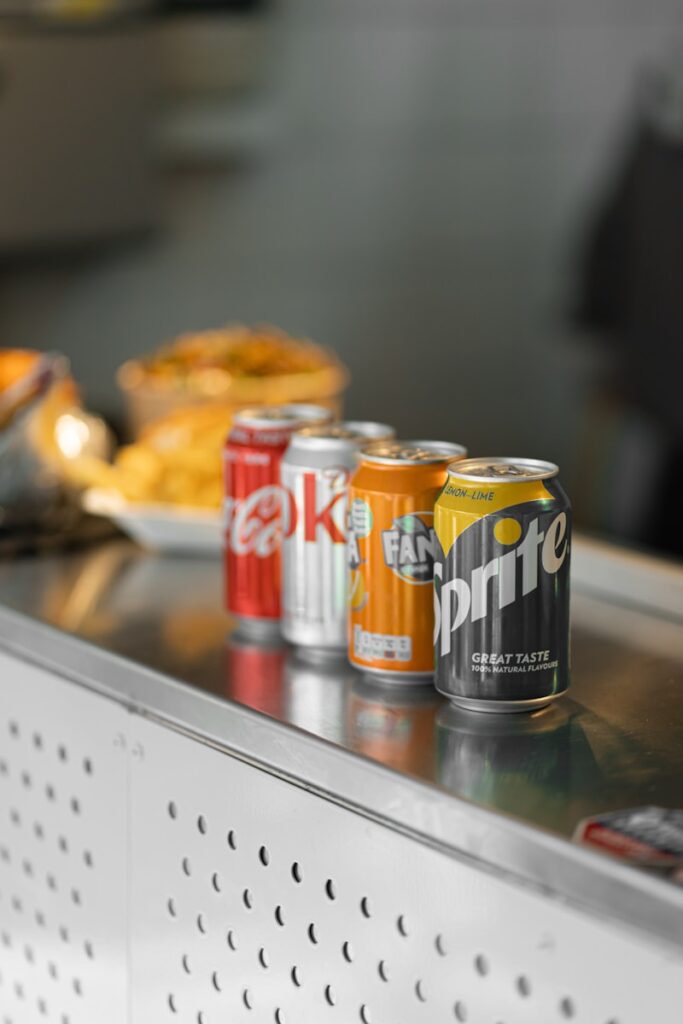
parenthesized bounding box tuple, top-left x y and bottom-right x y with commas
(225, 485, 295, 557)
(434, 513, 568, 653)
(382, 514, 435, 584)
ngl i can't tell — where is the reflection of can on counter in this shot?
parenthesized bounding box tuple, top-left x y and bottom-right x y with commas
(349, 676, 441, 776)
(224, 628, 288, 717)
(436, 702, 573, 818)
(284, 648, 354, 744)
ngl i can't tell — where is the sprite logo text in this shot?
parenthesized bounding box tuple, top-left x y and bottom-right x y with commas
(434, 512, 568, 653)
(382, 514, 435, 584)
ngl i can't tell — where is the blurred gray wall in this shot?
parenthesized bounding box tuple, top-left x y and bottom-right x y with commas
(1, 0, 681, 489)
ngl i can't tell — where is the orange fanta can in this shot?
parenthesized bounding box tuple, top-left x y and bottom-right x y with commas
(348, 440, 467, 680)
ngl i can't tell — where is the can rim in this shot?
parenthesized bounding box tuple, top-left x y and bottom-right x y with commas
(446, 457, 559, 482)
(232, 404, 331, 429)
(291, 420, 395, 449)
(361, 440, 468, 465)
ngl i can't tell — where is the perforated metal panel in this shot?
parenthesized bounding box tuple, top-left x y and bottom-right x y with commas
(130, 717, 683, 1024)
(0, 652, 128, 1024)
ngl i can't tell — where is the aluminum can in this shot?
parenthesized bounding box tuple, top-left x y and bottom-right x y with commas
(434, 457, 571, 712)
(223, 404, 331, 634)
(281, 421, 395, 653)
(348, 440, 467, 680)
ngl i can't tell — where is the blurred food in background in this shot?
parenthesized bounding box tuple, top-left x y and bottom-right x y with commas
(118, 324, 349, 435)
(0, 348, 112, 549)
(71, 325, 348, 515)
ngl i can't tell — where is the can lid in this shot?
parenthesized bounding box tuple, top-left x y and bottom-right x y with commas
(292, 420, 395, 449)
(447, 457, 559, 482)
(233, 404, 331, 429)
(361, 440, 467, 465)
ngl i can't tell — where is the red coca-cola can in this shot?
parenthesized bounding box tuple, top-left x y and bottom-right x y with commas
(224, 404, 331, 634)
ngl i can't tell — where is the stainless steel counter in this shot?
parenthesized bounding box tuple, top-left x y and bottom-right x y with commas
(0, 537, 682, 955)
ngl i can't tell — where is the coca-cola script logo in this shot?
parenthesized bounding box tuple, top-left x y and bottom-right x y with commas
(224, 485, 295, 557)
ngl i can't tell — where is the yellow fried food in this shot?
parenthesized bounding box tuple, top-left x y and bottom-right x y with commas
(93, 405, 234, 508)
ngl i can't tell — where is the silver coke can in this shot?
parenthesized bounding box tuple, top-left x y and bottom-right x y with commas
(281, 421, 394, 654)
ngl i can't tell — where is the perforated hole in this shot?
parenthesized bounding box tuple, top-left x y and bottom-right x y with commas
(291, 862, 302, 883)
(342, 941, 354, 963)
(168, 801, 177, 819)
(291, 966, 302, 987)
(274, 1009, 285, 1023)
(227, 930, 238, 951)
(243, 888, 253, 910)
(259, 947, 270, 969)
(516, 975, 531, 998)
(397, 914, 409, 936)
(259, 845, 270, 866)
(168, 993, 177, 1013)
(325, 985, 336, 1006)
(181, 954, 191, 975)
(474, 954, 489, 976)
(211, 872, 222, 893)
(211, 970, 222, 992)
(196, 913, 207, 934)
(182, 858, 191, 877)
(197, 815, 207, 835)
(454, 1001, 468, 1022)
(360, 896, 371, 918)
(243, 988, 253, 1010)
(560, 997, 576, 1018)
(360, 1005, 372, 1024)
(274, 905, 285, 927)
(227, 830, 237, 850)
(167, 897, 177, 918)
(378, 960, 389, 981)
(307, 923, 319, 944)
(325, 879, 337, 901)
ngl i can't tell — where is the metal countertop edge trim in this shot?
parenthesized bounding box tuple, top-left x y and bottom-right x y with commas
(0, 605, 681, 955)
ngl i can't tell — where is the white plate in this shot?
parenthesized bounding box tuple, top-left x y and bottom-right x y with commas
(83, 489, 222, 556)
